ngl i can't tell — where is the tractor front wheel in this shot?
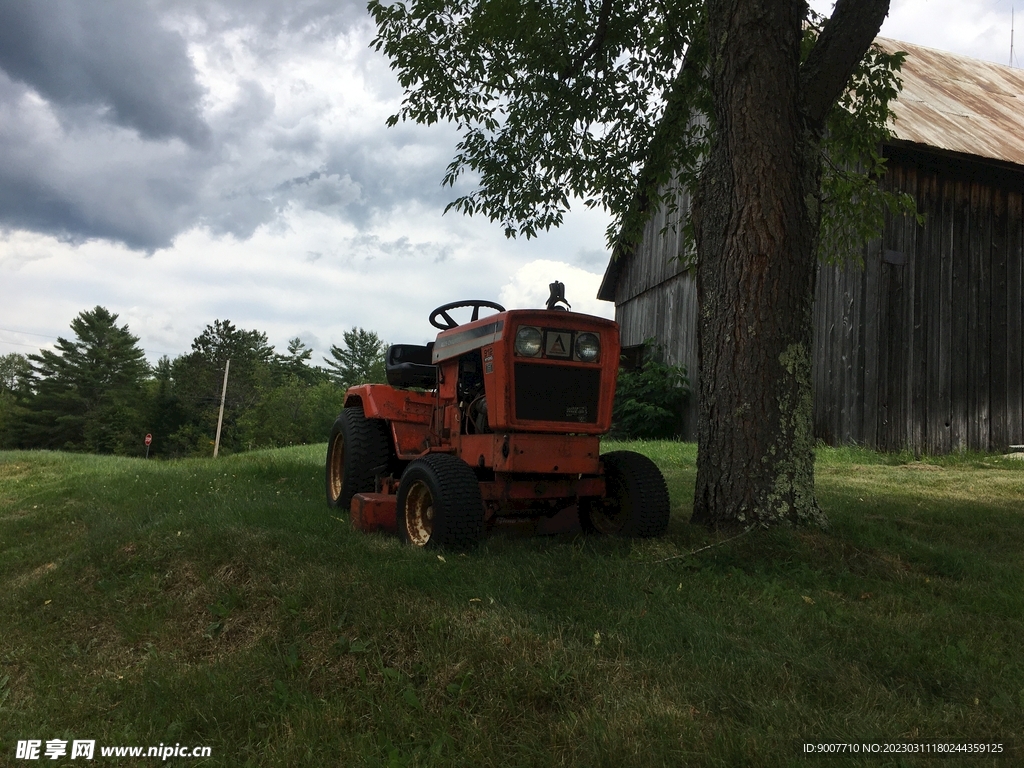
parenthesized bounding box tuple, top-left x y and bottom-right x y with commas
(397, 453, 483, 549)
(580, 451, 670, 537)
(325, 406, 391, 509)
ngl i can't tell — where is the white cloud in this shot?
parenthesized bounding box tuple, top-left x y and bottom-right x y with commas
(809, 0, 1015, 65)
(0, 199, 614, 361)
(882, 0, 1012, 64)
(500, 260, 615, 319)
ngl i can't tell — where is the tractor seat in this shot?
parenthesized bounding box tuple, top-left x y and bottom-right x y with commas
(385, 343, 437, 389)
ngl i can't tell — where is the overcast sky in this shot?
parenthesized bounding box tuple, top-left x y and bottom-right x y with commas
(0, 0, 1019, 363)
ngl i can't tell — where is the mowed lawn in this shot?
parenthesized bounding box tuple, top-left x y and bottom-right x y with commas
(1, 443, 1022, 767)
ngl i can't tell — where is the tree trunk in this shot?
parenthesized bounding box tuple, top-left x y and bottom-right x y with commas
(690, 0, 888, 528)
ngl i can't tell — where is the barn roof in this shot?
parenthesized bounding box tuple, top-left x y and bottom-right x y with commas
(598, 38, 1024, 302)
(878, 37, 1024, 167)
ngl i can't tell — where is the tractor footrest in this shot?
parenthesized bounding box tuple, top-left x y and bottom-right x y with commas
(351, 493, 397, 534)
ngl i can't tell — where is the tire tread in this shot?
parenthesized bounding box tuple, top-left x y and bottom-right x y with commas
(398, 453, 483, 548)
(325, 406, 391, 508)
(585, 450, 670, 537)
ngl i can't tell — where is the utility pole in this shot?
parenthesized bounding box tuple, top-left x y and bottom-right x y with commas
(213, 359, 230, 458)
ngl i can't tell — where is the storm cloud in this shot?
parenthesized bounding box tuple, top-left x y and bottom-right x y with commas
(0, 0, 454, 252)
(0, 0, 209, 144)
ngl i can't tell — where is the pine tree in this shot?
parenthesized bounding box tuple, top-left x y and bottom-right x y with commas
(323, 328, 387, 389)
(276, 337, 326, 385)
(23, 307, 149, 453)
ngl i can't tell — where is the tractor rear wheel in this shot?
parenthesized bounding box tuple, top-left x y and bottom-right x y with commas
(397, 453, 483, 549)
(325, 406, 391, 509)
(580, 451, 670, 537)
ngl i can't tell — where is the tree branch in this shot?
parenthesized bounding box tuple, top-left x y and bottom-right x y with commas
(563, 0, 613, 79)
(800, 0, 890, 125)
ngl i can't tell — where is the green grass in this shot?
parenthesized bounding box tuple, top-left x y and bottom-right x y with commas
(1, 443, 1022, 766)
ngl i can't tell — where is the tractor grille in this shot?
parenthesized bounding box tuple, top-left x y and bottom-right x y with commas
(514, 363, 600, 423)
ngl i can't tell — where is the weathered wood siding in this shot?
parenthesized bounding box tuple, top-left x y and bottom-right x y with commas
(613, 177, 700, 436)
(614, 147, 1024, 452)
(814, 151, 1024, 453)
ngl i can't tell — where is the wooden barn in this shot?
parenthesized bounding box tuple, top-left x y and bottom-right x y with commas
(598, 39, 1024, 454)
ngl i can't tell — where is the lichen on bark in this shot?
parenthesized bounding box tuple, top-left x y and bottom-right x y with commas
(764, 343, 828, 528)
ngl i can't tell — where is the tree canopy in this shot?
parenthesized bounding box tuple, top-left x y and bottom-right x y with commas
(23, 306, 149, 453)
(0, 352, 31, 395)
(370, 0, 911, 259)
(324, 328, 387, 390)
(1, 311, 357, 457)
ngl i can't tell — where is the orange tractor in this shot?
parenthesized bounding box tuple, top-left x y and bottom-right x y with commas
(325, 283, 670, 547)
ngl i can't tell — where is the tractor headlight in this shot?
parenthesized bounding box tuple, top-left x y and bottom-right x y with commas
(515, 326, 543, 357)
(574, 332, 600, 362)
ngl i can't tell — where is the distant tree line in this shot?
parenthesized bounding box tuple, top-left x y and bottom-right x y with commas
(0, 307, 387, 458)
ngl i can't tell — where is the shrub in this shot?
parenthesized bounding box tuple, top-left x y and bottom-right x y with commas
(611, 342, 689, 440)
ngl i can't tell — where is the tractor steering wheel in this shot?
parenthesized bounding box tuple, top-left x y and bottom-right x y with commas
(429, 300, 506, 330)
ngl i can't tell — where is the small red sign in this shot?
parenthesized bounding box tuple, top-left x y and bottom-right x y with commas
(145, 434, 153, 446)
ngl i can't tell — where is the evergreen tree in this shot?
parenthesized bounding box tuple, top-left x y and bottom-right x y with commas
(170, 320, 277, 456)
(141, 355, 188, 457)
(0, 353, 32, 448)
(276, 337, 327, 385)
(22, 307, 149, 453)
(323, 328, 387, 389)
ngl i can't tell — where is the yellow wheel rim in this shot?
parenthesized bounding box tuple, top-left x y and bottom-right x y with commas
(590, 487, 629, 534)
(328, 432, 345, 502)
(403, 479, 434, 547)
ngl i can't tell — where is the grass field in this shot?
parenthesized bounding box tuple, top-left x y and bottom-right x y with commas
(1, 442, 1022, 766)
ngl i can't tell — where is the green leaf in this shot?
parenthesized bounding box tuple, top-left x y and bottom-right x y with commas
(402, 686, 423, 710)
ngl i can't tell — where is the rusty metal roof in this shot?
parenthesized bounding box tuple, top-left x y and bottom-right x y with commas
(877, 37, 1024, 167)
(598, 37, 1024, 302)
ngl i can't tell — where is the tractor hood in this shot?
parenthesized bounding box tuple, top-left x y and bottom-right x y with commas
(431, 309, 618, 364)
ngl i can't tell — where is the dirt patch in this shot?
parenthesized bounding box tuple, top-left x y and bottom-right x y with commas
(0, 462, 31, 480)
(10, 561, 59, 590)
(898, 462, 945, 471)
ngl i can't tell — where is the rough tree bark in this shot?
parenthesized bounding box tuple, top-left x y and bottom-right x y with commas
(690, 0, 890, 528)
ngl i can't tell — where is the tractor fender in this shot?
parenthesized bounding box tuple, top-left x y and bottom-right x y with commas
(344, 383, 436, 458)
(343, 384, 432, 422)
